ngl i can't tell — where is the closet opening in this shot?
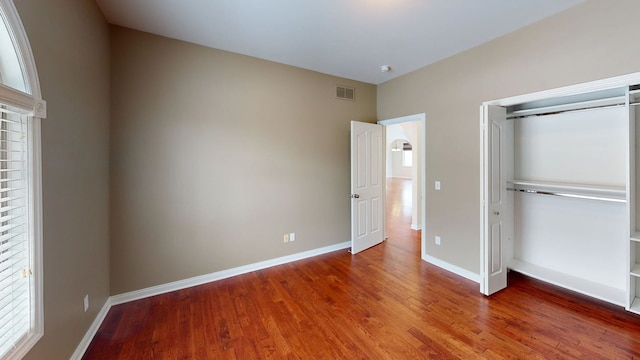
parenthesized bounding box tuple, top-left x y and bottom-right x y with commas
(480, 72, 640, 315)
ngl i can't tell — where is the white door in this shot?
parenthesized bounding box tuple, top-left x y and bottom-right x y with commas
(351, 121, 384, 254)
(480, 105, 512, 295)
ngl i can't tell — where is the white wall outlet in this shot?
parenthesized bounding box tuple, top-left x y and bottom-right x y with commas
(289, 232, 295, 242)
(435, 236, 441, 245)
(83, 294, 89, 312)
(283, 234, 290, 243)
(435, 181, 441, 190)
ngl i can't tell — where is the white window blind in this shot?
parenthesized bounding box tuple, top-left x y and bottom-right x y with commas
(0, 105, 31, 358)
(0, 1, 44, 358)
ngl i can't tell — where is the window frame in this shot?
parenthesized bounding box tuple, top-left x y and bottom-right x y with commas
(0, 0, 45, 359)
(402, 149, 413, 167)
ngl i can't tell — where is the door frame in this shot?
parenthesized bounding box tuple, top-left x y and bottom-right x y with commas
(378, 113, 427, 260)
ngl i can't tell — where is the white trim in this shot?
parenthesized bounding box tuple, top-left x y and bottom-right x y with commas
(379, 113, 423, 126)
(0, 83, 33, 112)
(29, 115, 43, 336)
(0, 83, 46, 118)
(110, 241, 350, 305)
(479, 106, 486, 294)
(483, 72, 640, 107)
(410, 224, 421, 231)
(0, 0, 40, 98)
(423, 254, 481, 283)
(0, 0, 45, 119)
(69, 298, 113, 360)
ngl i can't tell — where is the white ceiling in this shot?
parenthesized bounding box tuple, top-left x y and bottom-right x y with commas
(96, 0, 584, 85)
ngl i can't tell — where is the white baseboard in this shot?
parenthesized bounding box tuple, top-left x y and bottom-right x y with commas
(422, 253, 480, 283)
(410, 224, 421, 230)
(110, 241, 350, 305)
(70, 297, 113, 360)
(71, 241, 350, 359)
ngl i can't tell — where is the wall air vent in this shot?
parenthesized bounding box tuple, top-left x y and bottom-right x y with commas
(336, 85, 355, 101)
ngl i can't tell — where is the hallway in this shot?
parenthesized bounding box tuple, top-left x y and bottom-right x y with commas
(385, 177, 421, 255)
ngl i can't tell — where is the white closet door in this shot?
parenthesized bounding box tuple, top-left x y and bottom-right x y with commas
(481, 105, 513, 296)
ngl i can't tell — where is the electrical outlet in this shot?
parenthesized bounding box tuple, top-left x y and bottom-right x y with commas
(289, 232, 295, 242)
(283, 234, 290, 243)
(83, 294, 89, 312)
(435, 236, 441, 245)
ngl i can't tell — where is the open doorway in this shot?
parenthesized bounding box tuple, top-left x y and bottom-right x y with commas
(378, 114, 426, 258)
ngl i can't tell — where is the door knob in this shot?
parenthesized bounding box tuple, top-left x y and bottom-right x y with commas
(351, 194, 360, 199)
(493, 211, 500, 215)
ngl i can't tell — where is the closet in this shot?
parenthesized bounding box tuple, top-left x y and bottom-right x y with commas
(480, 73, 640, 314)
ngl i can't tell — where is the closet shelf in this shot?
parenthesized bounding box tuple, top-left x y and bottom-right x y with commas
(631, 264, 640, 277)
(630, 297, 640, 315)
(508, 180, 626, 203)
(507, 95, 625, 118)
(509, 259, 626, 306)
(631, 232, 640, 242)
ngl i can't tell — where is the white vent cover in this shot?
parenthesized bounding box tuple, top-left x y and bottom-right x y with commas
(336, 85, 355, 100)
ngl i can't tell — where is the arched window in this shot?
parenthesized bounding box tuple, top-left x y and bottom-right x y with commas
(0, 0, 45, 358)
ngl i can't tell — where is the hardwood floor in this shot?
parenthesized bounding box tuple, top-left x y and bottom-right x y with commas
(83, 178, 640, 359)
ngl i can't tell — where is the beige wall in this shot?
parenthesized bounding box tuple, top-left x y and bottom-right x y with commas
(378, 0, 640, 275)
(14, 0, 111, 359)
(13, 0, 637, 356)
(110, 26, 377, 294)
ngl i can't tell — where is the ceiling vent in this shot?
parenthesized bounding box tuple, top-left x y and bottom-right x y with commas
(336, 85, 355, 101)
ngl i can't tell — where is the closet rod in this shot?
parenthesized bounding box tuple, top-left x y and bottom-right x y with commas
(507, 103, 625, 120)
(507, 187, 626, 203)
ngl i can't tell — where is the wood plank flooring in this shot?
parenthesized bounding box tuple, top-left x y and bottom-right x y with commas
(83, 178, 640, 359)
